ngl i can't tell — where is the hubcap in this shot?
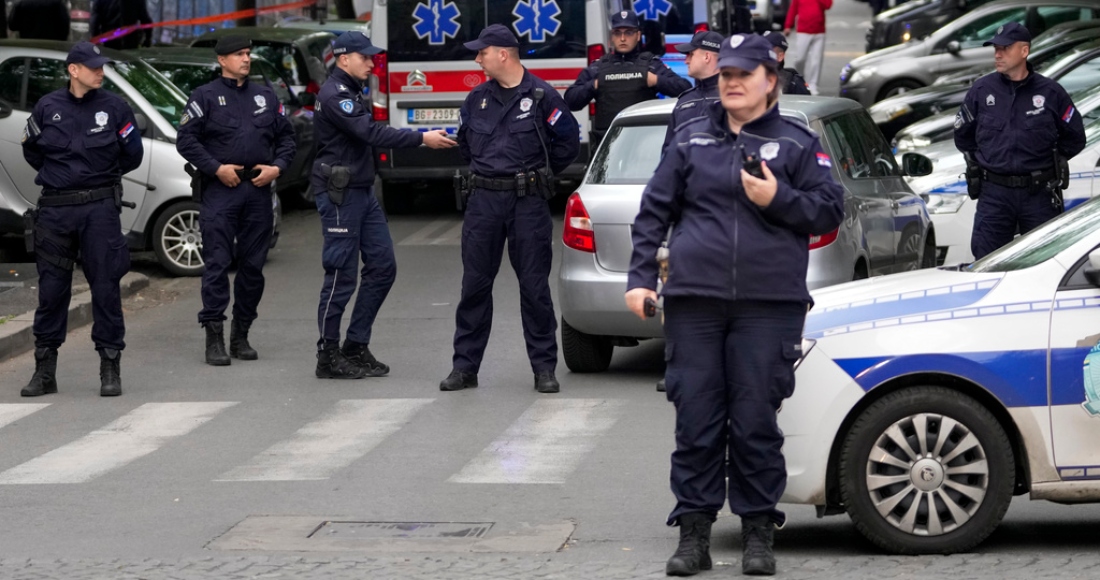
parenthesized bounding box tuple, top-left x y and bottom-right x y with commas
(161, 210, 204, 270)
(864, 413, 989, 536)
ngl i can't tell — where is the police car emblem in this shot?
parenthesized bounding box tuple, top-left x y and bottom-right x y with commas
(254, 95, 266, 108)
(986, 94, 995, 106)
(1033, 95, 1045, 108)
(520, 98, 533, 112)
(729, 35, 744, 49)
(1084, 343, 1100, 416)
(339, 99, 355, 114)
(95, 111, 108, 127)
(760, 142, 780, 161)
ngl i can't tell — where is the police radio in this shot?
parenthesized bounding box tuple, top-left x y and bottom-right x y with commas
(740, 145, 765, 180)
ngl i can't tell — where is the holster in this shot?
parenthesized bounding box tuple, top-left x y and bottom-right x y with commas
(112, 183, 135, 212)
(453, 170, 469, 210)
(963, 152, 981, 200)
(22, 208, 37, 254)
(321, 163, 350, 205)
(184, 163, 205, 203)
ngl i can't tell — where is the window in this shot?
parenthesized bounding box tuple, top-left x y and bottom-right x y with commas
(587, 122, 666, 185)
(970, 197, 1100, 272)
(26, 58, 68, 109)
(823, 114, 873, 180)
(1056, 53, 1100, 96)
(1034, 6, 1096, 34)
(147, 62, 219, 98)
(0, 58, 26, 108)
(950, 8, 1027, 51)
(251, 59, 296, 106)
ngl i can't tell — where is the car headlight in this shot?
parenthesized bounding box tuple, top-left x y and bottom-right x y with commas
(894, 134, 931, 151)
(848, 67, 878, 86)
(924, 192, 968, 214)
(870, 103, 912, 124)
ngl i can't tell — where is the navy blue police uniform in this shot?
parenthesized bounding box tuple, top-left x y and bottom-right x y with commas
(954, 23, 1085, 260)
(440, 25, 580, 394)
(565, 10, 691, 147)
(662, 30, 723, 154)
(764, 32, 811, 96)
(310, 31, 428, 379)
(176, 36, 296, 364)
(20, 41, 143, 397)
(627, 34, 843, 574)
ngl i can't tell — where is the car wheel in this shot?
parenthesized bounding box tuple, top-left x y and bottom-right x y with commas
(897, 225, 922, 270)
(921, 232, 937, 269)
(853, 259, 869, 281)
(152, 201, 204, 277)
(877, 80, 923, 102)
(561, 317, 614, 373)
(839, 386, 1015, 554)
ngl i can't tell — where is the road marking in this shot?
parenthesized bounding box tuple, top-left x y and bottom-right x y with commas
(0, 404, 49, 429)
(449, 399, 626, 484)
(216, 399, 433, 482)
(398, 219, 463, 246)
(429, 220, 465, 245)
(0, 402, 236, 485)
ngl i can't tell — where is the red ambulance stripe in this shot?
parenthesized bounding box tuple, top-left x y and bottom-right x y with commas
(389, 68, 584, 93)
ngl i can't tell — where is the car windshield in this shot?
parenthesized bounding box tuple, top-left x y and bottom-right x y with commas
(145, 61, 218, 98)
(969, 197, 1100, 272)
(110, 60, 188, 128)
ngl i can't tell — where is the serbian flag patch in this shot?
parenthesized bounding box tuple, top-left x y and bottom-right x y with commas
(547, 108, 562, 126)
(119, 122, 134, 138)
(816, 152, 832, 167)
(1063, 106, 1076, 123)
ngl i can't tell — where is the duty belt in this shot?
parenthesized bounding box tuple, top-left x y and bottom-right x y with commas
(981, 168, 1056, 189)
(38, 185, 118, 207)
(470, 171, 543, 194)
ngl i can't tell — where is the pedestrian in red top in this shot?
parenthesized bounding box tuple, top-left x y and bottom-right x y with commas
(784, 0, 832, 95)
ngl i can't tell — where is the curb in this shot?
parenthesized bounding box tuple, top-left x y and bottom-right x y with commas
(0, 272, 150, 363)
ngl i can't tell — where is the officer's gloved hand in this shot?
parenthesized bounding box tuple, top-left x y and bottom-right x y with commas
(216, 164, 244, 188)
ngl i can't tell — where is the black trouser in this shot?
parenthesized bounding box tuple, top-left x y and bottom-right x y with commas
(197, 181, 273, 324)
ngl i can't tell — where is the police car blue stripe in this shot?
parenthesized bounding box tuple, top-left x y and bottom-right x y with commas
(804, 281, 998, 337)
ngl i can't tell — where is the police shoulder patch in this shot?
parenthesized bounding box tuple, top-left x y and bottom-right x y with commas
(339, 99, 355, 114)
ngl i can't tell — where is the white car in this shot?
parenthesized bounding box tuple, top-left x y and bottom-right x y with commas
(906, 89, 1100, 266)
(784, 197, 1100, 553)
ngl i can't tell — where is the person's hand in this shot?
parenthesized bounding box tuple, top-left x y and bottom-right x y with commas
(741, 160, 778, 208)
(593, 79, 599, 90)
(784, 28, 792, 36)
(646, 71, 658, 87)
(422, 129, 457, 149)
(216, 164, 244, 187)
(625, 288, 658, 321)
(251, 164, 280, 187)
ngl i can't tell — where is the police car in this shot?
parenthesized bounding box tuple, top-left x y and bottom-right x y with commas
(908, 86, 1100, 265)
(786, 196, 1100, 553)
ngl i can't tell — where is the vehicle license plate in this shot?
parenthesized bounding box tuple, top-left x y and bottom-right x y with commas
(408, 108, 460, 124)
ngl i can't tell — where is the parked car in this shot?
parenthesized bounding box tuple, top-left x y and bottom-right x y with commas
(132, 47, 318, 205)
(0, 40, 281, 277)
(840, 0, 1100, 107)
(866, 0, 1000, 52)
(905, 85, 1100, 266)
(557, 96, 935, 373)
(786, 197, 1100, 553)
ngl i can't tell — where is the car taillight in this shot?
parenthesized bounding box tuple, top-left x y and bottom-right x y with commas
(563, 193, 595, 253)
(693, 23, 709, 32)
(809, 229, 838, 250)
(304, 80, 321, 111)
(370, 52, 389, 122)
(586, 43, 604, 120)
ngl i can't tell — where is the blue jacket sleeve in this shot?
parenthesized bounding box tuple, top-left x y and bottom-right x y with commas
(457, 93, 474, 164)
(327, 91, 423, 149)
(542, 90, 580, 175)
(759, 136, 845, 236)
(175, 90, 223, 177)
(114, 102, 144, 175)
(954, 86, 980, 154)
(1053, 88, 1086, 159)
(627, 141, 687, 291)
(650, 58, 692, 98)
(564, 63, 599, 111)
(21, 109, 45, 171)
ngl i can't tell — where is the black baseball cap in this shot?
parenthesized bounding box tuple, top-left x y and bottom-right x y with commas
(463, 24, 520, 51)
(718, 34, 778, 71)
(763, 31, 789, 51)
(332, 31, 383, 56)
(610, 10, 641, 30)
(675, 31, 724, 54)
(214, 35, 251, 56)
(983, 22, 1032, 47)
(66, 41, 112, 68)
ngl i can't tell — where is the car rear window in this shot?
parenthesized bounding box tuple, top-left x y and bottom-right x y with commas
(384, 0, 586, 62)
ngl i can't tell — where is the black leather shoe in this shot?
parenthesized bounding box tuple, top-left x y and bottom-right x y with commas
(534, 371, 559, 393)
(21, 347, 59, 397)
(342, 341, 389, 377)
(229, 319, 258, 360)
(439, 370, 478, 391)
(99, 348, 122, 397)
(741, 516, 777, 576)
(316, 346, 368, 379)
(203, 321, 231, 366)
(666, 512, 713, 576)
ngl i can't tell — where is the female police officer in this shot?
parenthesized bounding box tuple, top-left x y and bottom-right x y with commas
(625, 34, 843, 576)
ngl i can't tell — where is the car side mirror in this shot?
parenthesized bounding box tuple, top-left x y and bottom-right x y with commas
(1084, 248, 1100, 287)
(946, 40, 961, 55)
(902, 152, 933, 177)
(134, 112, 149, 137)
(297, 92, 316, 107)
(0, 99, 11, 119)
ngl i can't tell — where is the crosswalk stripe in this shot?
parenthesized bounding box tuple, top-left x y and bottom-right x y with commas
(0, 402, 236, 485)
(398, 218, 462, 246)
(215, 399, 433, 482)
(0, 404, 50, 429)
(428, 219, 465, 245)
(449, 399, 626, 484)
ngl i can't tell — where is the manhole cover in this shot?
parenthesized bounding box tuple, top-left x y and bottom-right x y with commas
(311, 521, 493, 539)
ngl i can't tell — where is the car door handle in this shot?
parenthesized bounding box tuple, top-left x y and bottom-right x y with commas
(891, 200, 899, 210)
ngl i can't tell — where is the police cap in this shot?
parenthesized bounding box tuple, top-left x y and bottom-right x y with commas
(983, 22, 1032, 47)
(214, 36, 251, 56)
(610, 10, 641, 30)
(66, 41, 113, 68)
(675, 30, 724, 54)
(718, 34, 778, 71)
(763, 31, 789, 51)
(463, 24, 520, 51)
(332, 30, 384, 56)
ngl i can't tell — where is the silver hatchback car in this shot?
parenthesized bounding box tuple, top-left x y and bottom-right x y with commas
(558, 96, 935, 373)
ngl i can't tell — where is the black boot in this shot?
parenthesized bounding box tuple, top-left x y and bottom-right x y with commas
(342, 340, 388, 376)
(203, 321, 231, 366)
(99, 348, 122, 397)
(534, 370, 560, 393)
(439, 369, 478, 391)
(316, 344, 368, 379)
(666, 512, 713, 576)
(741, 516, 777, 576)
(657, 378, 666, 392)
(21, 347, 59, 397)
(229, 319, 258, 360)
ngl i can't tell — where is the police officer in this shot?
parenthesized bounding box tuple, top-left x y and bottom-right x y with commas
(311, 31, 455, 379)
(20, 41, 143, 397)
(565, 10, 691, 148)
(439, 24, 580, 394)
(662, 30, 723, 155)
(955, 23, 1085, 260)
(176, 36, 297, 366)
(626, 35, 843, 576)
(763, 32, 810, 96)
